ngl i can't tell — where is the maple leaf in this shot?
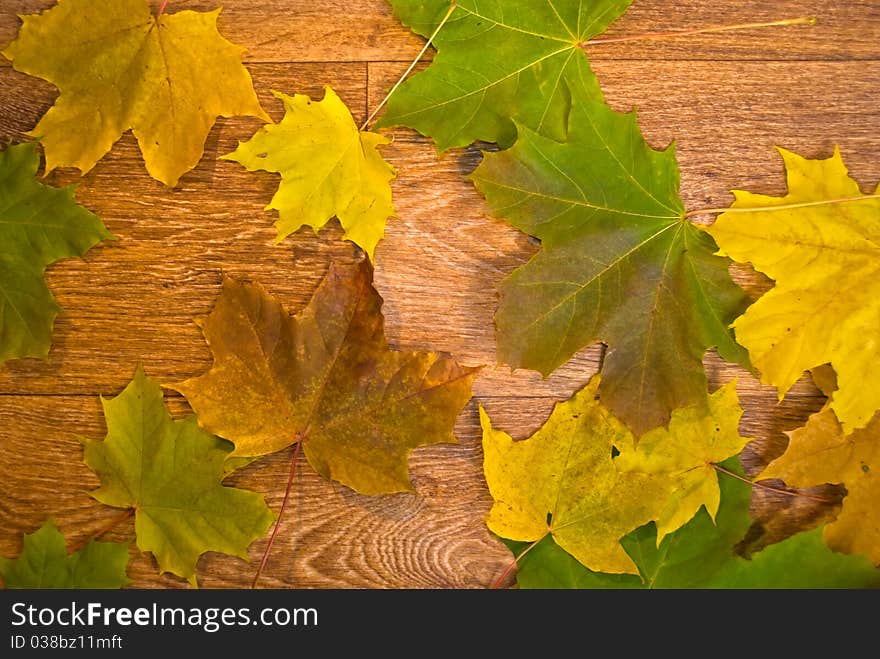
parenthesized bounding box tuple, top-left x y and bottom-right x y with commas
(481, 377, 747, 574)
(509, 459, 880, 588)
(0, 519, 130, 589)
(759, 404, 880, 565)
(171, 260, 478, 495)
(0, 142, 112, 365)
(376, 0, 630, 148)
(82, 366, 275, 586)
(472, 78, 750, 434)
(224, 86, 396, 260)
(706, 147, 880, 433)
(3, 0, 269, 186)
(615, 381, 751, 543)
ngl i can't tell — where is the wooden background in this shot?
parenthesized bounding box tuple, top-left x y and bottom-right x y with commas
(0, 0, 878, 589)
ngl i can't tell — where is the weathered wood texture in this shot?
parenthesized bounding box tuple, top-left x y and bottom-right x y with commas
(0, 0, 877, 588)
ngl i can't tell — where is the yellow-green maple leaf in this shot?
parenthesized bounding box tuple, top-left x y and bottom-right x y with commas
(83, 366, 275, 586)
(615, 381, 751, 543)
(481, 377, 749, 573)
(3, 0, 268, 186)
(224, 86, 396, 260)
(706, 147, 880, 432)
(760, 405, 880, 565)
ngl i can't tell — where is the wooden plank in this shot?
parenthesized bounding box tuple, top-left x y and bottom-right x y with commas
(0, 374, 833, 588)
(0, 62, 376, 394)
(0, 395, 511, 588)
(368, 59, 880, 202)
(0, 0, 877, 65)
(0, 0, 427, 64)
(585, 0, 880, 62)
(0, 59, 601, 399)
(367, 57, 878, 390)
(1, 60, 876, 399)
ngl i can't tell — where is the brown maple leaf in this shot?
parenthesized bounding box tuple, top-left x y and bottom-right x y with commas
(172, 260, 479, 495)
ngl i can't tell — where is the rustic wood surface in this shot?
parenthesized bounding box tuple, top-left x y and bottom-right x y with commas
(0, 0, 877, 589)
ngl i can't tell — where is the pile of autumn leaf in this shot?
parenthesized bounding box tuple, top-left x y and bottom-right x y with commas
(0, 0, 878, 589)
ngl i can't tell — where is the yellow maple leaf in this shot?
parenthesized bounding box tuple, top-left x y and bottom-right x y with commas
(615, 381, 751, 543)
(3, 0, 268, 186)
(480, 377, 749, 573)
(706, 147, 880, 432)
(223, 86, 396, 260)
(760, 405, 879, 565)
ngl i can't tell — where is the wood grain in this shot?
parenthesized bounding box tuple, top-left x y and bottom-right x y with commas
(1, 1, 877, 63)
(0, 0, 877, 588)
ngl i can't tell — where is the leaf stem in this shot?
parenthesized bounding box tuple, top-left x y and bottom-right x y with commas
(252, 440, 302, 589)
(711, 462, 836, 503)
(360, 1, 458, 131)
(68, 509, 135, 554)
(489, 535, 545, 589)
(581, 16, 815, 47)
(686, 193, 880, 219)
(158, 0, 168, 15)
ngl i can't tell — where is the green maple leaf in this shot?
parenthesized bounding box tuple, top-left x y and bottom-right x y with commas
(471, 77, 750, 434)
(82, 366, 275, 586)
(0, 142, 112, 366)
(508, 459, 880, 588)
(3, 0, 268, 186)
(377, 0, 631, 148)
(0, 519, 130, 589)
(171, 259, 478, 495)
(224, 86, 396, 260)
